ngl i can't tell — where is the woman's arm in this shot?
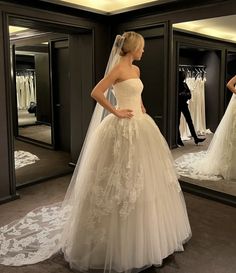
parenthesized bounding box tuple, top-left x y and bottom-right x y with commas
(91, 66, 134, 119)
(226, 75, 236, 94)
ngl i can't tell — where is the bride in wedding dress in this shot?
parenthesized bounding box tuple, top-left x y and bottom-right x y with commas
(0, 31, 191, 272)
(175, 75, 236, 181)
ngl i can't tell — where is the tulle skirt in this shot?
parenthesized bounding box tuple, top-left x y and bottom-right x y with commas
(60, 113, 191, 272)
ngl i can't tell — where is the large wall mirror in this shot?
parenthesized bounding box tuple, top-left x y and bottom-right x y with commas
(14, 42, 52, 145)
(10, 26, 63, 147)
(171, 14, 236, 201)
(9, 19, 93, 188)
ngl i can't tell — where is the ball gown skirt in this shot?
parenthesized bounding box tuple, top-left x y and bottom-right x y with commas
(60, 79, 192, 272)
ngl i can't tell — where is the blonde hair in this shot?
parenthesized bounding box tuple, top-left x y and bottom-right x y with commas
(119, 31, 144, 56)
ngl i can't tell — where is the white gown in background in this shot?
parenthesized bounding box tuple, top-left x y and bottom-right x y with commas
(0, 78, 191, 272)
(175, 93, 236, 181)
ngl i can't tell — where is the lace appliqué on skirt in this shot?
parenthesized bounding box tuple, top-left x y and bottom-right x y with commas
(86, 118, 144, 231)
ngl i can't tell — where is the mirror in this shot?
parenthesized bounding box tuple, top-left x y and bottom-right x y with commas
(172, 15, 236, 197)
(9, 23, 73, 187)
(10, 27, 53, 145)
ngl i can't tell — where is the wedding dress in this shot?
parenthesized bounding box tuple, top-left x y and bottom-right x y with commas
(175, 93, 236, 181)
(0, 78, 191, 272)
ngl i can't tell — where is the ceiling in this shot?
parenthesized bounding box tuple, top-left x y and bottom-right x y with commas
(8, 2, 236, 44)
(41, 0, 176, 14)
(174, 14, 236, 44)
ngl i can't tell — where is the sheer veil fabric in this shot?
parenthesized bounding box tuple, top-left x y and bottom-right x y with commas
(0, 34, 191, 272)
(0, 35, 125, 266)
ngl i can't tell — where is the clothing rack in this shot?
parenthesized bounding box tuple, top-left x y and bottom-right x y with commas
(16, 69, 35, 77)
(16, 68, 35, 71)
(179, 64, 206, 68)
(179, 64, 206, 79)
(15, 69, 36, 110)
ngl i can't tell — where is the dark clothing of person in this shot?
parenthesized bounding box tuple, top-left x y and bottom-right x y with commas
(178, 82, 192, 104)
(177, 81, 198, 142)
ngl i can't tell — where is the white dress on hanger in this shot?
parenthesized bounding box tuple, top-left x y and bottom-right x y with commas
(189, 76, 206, 135)
(29, 75, 36, 103)
(176, 93, 236, 181)
(0, 78, 191, 272)
(180, 75, 209, 140)
(25, 75, 31, 108)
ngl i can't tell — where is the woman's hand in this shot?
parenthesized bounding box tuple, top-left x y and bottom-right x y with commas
(115, 109, 134, 119)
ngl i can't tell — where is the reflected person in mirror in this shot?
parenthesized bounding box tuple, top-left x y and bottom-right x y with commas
(177, 71, 206, 146)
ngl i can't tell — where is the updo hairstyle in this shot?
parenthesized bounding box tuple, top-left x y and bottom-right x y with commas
(119, 31, 144, 56)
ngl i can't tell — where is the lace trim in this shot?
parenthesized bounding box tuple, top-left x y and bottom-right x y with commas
(0, 204, 71, 265)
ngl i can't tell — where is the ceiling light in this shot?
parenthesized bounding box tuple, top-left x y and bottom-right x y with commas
(9, 26, 28, 34)
(60, 0, 161, 13)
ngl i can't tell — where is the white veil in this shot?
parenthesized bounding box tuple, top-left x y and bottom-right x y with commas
(0, 34, 125, 266)
(61, 34, 125, 210)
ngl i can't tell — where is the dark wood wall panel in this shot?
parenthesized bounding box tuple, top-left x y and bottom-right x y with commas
(0, 11, 17, 203)
(136, 26, 166, 134)
(69, 33, 94, 163)
(35, 53, 51, 124)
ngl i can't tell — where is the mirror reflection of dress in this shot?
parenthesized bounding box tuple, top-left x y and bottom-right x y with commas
(175, 92, 236, 181)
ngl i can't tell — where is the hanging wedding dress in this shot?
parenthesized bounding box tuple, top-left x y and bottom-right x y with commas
(0, 35, 191, 272)
(176, 93, 236, 181)
(179, 73, 209, 140)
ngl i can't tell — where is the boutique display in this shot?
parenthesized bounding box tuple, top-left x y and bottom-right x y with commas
(179, 65, 211, 140)
(16, 69, 36, 110)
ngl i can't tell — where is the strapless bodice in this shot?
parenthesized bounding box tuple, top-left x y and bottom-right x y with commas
(113, 78, 144, 118)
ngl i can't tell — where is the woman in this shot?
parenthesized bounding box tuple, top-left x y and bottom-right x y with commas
(175, 75, 236, 181)
(0, 32, 191, 272)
